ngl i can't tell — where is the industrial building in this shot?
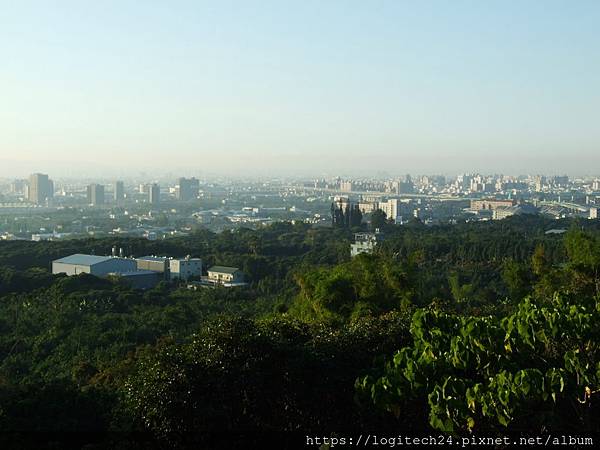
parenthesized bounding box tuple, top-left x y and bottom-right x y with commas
(53, 250, 204, 289)
(52, 254, 136, 277)
(136, 256, 169, 275)
(110, 270, 163, 289)
(136, 255, 202, 281)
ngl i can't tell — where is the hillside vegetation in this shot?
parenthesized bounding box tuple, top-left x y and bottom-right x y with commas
(1, 216, 599, 447)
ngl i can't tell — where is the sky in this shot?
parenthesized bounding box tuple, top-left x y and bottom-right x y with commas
(1, 0, 599, 178)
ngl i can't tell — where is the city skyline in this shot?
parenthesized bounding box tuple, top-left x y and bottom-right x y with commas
(2, 169, 599, 241)
(2, 1, 600, 177)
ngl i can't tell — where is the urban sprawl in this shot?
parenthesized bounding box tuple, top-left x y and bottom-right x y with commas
(0, 173, 599, 245)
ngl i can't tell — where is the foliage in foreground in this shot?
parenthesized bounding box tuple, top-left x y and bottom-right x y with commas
(122, 313, 412, 443)
(357, 293, 600, 433)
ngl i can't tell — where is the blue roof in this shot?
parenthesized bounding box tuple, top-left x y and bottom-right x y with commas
(53, 254, 113, 266)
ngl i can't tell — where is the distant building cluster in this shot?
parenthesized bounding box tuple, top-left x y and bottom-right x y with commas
(2, 171, 600, 244)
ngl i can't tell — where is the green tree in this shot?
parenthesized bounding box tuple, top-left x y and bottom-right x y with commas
(357, 293, 600, 434)
(501, 259, 531, 300)
(371, 209, 387, 231)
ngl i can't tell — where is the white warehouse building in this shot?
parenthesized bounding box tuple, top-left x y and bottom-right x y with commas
(52, 254, 137, 277)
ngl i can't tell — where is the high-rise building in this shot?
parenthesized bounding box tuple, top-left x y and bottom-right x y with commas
(340, 180, 354, 192)
(534, 175, 546, 192)
(87, 184, 105, 206)
(378, 198, 399, 222)
(114, 181, 125, 202)
(28, 173, 54, 205)
(457, 174, 473, 192)
(398, 181, 414, 194)
(10, 179, 27, 195)
(149, 183, 160, 205)
(177, 177, 199, 201)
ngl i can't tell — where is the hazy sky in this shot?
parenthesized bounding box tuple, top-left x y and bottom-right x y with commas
(1, 0, 599, 178)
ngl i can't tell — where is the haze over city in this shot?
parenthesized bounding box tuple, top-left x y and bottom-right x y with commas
(2, 0, 600, 177)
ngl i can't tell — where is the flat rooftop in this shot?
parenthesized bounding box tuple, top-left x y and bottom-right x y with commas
(53, 254, 114, 266)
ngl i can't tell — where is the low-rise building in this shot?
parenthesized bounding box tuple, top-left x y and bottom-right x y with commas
(206, 266, 245, 285)
(351, 231, 384, 257)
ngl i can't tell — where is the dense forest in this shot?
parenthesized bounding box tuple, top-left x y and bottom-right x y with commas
(1, 216, 600, 448)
